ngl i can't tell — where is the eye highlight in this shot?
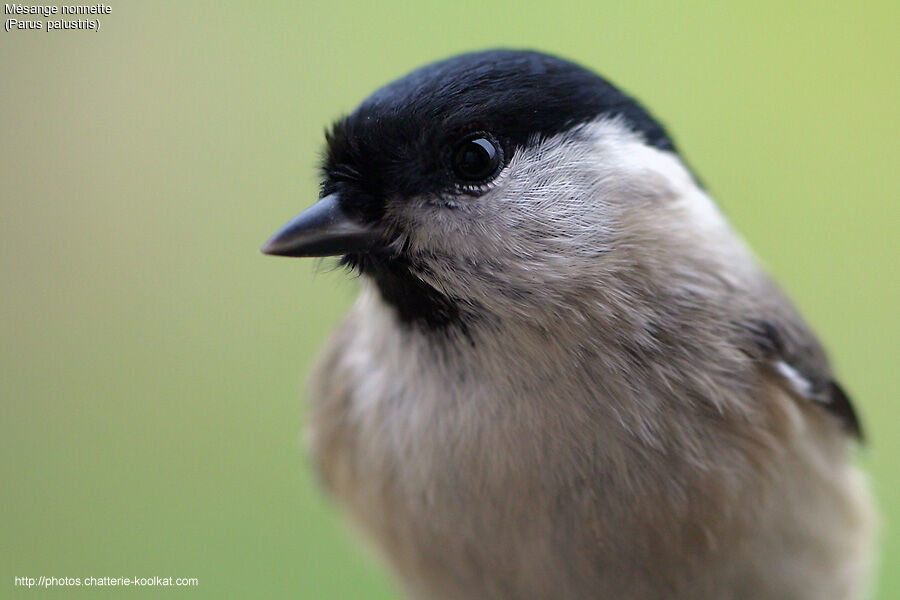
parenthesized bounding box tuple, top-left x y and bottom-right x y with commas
(451, 134, 503, 184)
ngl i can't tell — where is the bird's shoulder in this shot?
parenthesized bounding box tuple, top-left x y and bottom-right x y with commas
(733, 279, 863, 440)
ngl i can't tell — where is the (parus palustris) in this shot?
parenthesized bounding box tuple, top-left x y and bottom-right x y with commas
(263, 50, 874, 600)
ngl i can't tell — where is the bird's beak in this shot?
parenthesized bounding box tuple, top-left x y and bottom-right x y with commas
(260, 193, 381, 257)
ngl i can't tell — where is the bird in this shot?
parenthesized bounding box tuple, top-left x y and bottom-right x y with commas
(262, 49, 874, 600)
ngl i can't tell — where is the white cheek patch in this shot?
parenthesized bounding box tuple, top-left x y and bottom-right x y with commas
(386, 116, 759, 307)
(403, 117, 706, 256)
(587, 119, 732, 230)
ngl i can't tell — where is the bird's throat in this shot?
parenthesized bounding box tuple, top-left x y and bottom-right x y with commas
(342, 253, 465, 331)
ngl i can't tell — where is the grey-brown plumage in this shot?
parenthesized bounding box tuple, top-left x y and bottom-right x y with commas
(264, 50, 874, 599)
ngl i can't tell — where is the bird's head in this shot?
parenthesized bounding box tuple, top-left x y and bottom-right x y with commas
(263, 50, 732, 330)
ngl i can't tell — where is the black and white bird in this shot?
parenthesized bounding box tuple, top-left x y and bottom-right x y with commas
(263, 50, 873, 600)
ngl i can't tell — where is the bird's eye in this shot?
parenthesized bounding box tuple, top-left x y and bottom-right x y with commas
(452, 134, 503, 183)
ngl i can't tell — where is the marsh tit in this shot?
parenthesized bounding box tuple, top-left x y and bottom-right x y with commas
(263, 50, 873, 600)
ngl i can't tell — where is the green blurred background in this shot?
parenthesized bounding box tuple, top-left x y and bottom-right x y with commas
(1, 1, 897, 598)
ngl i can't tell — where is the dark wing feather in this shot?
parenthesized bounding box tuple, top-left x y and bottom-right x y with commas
(742, 316, 863, 441)
(824, 380, 864, 441)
